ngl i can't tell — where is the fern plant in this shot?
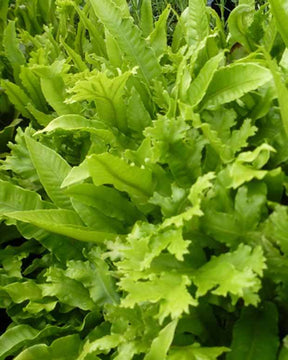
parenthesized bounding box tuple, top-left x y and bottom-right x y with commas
(1, 0, 288, 359)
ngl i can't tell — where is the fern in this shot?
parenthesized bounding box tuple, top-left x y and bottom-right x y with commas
(89, 0, 162, 85)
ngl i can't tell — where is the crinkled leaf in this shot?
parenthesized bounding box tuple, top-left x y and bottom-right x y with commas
(120, 273, 197, 323)
(192, 244, 266, 305)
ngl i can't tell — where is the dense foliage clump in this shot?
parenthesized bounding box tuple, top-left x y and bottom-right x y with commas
(1, 0, 288, 359)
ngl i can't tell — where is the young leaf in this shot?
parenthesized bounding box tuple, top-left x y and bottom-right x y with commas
(19, 67, 48, 112)
(265, 51, 288, 136)
(1, 80, 32, 119)
(228, 5, 254, 51)
(89, 0, 161, 85)
(74, 4, 107, 57)
(148, 6, 170, 57)
(144, 320, 178, 360)
(105, 29, 123, 68)
(3, 21, 26, 80)
(268, 0, 288, 47)
(61, 40, 87, 72)
(186, 52, 224, 107)
(140, 0, 154, 38)
(186, 0, 209, 47)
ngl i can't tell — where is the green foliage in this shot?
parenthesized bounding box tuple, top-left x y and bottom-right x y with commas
(0, 1, 288, 359)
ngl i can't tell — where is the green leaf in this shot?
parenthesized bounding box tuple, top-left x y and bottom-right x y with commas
(0, 0, 8, 43)
(105, 29, 123, 68)
(228, 5, 255, 51)
(61, 159, 90, 188)
(14, 344, 50, 360)
(149, 6, 170, 57)
(73, 4, 106, 57)
(120, 272, 197, 323)
(1, 80, 32, 119)
(1, 128, 41, 190)
(264, 50, 288, 136)
(0, 180, 45, 214)
(89, 0, 161, 85)
(228, 144, 275, 189)
(65, 183, 141, 224)
(2, 281, 42, 303)
(227, 302, 279, 360)
(33, 62, 80, 116)
(202, 183, 267, 247)
(79, 334, 122, 359)
(140, 0, 154, 38)
(186, 0, 209, 47)
(3, 21, 26, 79)
(66, 251, 119, 306)
(228, 119, 257, 154)
(5, 209, 118, 243)
(61, 40, 87, 72)
(186, 52, 224, 107)
(264, 205, 288, 256)
(36, 114, 104, 134)
(17, 223, 85, 262)
(168, 344, 229, 360)
(19, 67, 48, 112)
(14, 335, 82, 360)
(127, 87, 152, 133)
(71, 198, 126, 233)
(0, 325, 38, 360)
(25, 136, 72, 209)
(192, 244, 266, 305)
(144, 320, 178, 360)
(0, 324, 72, 360)
(87, 153, 154, 203)
(202, 63, 272, 108)
(279, 336, 288, 360)
(268, 0, 288, 47)
(26, 104, 54, 127)
(42, 266, 96, 310)
(68, 71, 131, 132)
